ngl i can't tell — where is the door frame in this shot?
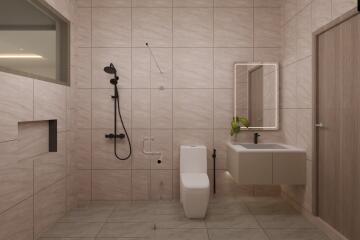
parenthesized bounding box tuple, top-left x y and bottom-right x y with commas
(312, 7, 360, 216)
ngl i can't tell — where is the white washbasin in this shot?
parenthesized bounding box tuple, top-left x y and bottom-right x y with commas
(228, 142, 304, 153)
(240, 143, 287, 150)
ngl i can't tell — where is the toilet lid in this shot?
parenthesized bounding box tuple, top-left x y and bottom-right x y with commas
(181, 173, 209, 189)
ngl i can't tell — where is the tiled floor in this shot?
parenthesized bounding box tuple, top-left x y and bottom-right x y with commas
(39, 197, 330, 240)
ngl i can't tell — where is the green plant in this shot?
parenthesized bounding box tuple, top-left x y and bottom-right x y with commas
(230, 116, 250, 136)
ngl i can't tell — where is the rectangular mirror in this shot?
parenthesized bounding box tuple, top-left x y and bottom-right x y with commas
(234, 63, 279, 130)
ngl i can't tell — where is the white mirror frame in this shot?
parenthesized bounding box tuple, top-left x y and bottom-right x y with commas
(233, 62, 280, 131)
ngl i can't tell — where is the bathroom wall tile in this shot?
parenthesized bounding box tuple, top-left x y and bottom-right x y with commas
(311, 0, 332, 31)
(214, 48, 253, 89)
(76, 8, 91, 47)
(151, 89, 172, 129)
(92, 48, 131, 89)
(173, 0, 213, 7)
(0, 72, 33, 142)
(173, 48, 213, 88)
(214, 8, 253, 47)
(173, 89, 213, 129)
(150, 48, 173, 89)
(92, 0, 131, 7)
(76, 170, 92, 201)
(132, 129, 152, 169)
(34, 80, 67, 131)
(133, 0, 172, 7)
(297, 6, 312, 59)
(214, 129, 231, 170)
(332, 0, 357, 19)
(282, 0, 298, 24)
(75, 89, 91, 129)
(173, 8, 213, 47)
(92, 8, 131, 47)
(296, 56, 312, 109)
(92, 129, 132, 169)
(92, 170, 131, 200)
(172, 170, 180, 199)
(92, 89, 131, 129)
(132, 8, 172, 47)
(172, 129, 214, 169)
(132, 89, 151, 128)
(150, 170, 172, 200)
(35, 179, 66, 238)
(0, 197, 34, 240)
(74, 129, 92, 169)
(18, 121, 49, 160)
(150, 129, 172, 170)
(132, 170, 150, 200)
(214, 0, 253, 7)
(282, 18, 297, 66)
(296, 109, 313, 160)
(254, 48, 281, 62)
(281, 109, 297, 146)
(254, 0, 282, 7)
(254, 8, 281, 47)
(297, 0, 312, 12)
(132, 48, 151, 88)
(34, 132, 67, 193)
(280, 63, 297, 109)
(214, 89, 233, 129)
(77, 0, 91, 7)
(76, 48, 91, 88)
(0, 141, 33, 214)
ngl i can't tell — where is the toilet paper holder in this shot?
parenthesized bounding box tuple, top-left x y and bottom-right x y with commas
(142, 137, 163, 163)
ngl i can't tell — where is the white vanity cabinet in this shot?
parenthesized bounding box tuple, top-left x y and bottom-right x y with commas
(227, 143, 306, 185)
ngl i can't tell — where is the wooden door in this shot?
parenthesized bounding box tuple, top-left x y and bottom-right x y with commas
(249, 66, 263, 126)
(317, 13, 360, 240)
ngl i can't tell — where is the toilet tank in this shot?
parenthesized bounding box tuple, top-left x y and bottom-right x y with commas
(180, 145, 207, 174)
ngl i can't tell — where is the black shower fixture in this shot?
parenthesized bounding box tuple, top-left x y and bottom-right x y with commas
(104, 63, 119, 85)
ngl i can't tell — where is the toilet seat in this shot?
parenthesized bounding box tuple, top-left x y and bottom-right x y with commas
(181, 173, 209, 189)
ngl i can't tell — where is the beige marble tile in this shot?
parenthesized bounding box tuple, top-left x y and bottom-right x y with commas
(296, 109, 313, 160)
(254, 48, 281, 62)
(155, 229, 208, 240)
(0, 197, 34, 240)
(92, 129, 132, 169)
(76, 0, 91, 7)
(92, 0, 131, 7)
(214, 89, 233, 129)
(254, 0, 282, 7)
(76, 8, 91, 47)
(133, 0, 172, 7)
(214, 129, 231, 170)
(40, 222, 103, 238)
(297, 0, 312, 11)
(280, 63, 297, 109)
(132, 89, 151, 128)
(92, 48, 131, 89)
(58, 205, 114, 223)
(34, 132, 67, 193)
(76, 47, 91, 88)
(173, 89, 213, 129)
(34, 80, 67, 131)
(282, 18, 297, 66)
(214, 0, 253, 7)
(97, 222, 155, 238)
(214, 48, 253, 89)
(245, 198, 298, 215)
(35, 179, 67, 238)
(75, 89, 91, 129)
(173, 0, 213, 7)
(150, 170, 173, 200)
(208, 229, 268, 240)
(311, 0, 332, 31)
(0, 141, 33, 214)
(283, 0, 298, 23)
(150, 129, 172, 170)
(132, 48, 151, 88)
(206, 214, 260, 229)
(76, 170, 92, 201)
(132, 170, 150, 200)
(150, 48, 173, 89)
(132, 129, 152, 169)
(74, 129, 91, 169)
(154, 213, 206, 229)
(0, 72, 33, 142)
(173, 8, 213, 47)
(255, 8, 281, 47)
(92, 8, 131, 47)
(297, 6, 312, 59)
(173, 48, 213, 88)
(332, 0, 357, 19)
(132, 8, 172, 47)
(281, 109, 298, 146)
(214, 8, 253, 47)
(296, 56, 312, 109)
(266, 229, 329, 240)
(257, 215, 315, 229)
(151, 89, 172, 129)
(92, 170, 131, 200)
(92, 89, 131, 129)
(172, 129, 213, 169)
(172, 170, 180, 199)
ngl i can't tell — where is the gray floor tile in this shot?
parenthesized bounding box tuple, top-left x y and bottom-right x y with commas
(245, 200, 298, 215)
(208, 229, 269, 240)
(155, 229, 209, 240)
(58, 206, 114, 223)
(40, 222, 103, 238)
(206, 214, 260, 229)
(154, 214, 206, 229)
(97, 222, 155, 238)
(266, 229, 330, 240)
(256, 215, 315, 229)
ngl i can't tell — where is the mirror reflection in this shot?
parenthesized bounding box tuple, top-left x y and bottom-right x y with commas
(234, 63, 279, 130)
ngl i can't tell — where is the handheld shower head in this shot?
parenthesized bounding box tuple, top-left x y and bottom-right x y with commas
(104, 63, 119, 85)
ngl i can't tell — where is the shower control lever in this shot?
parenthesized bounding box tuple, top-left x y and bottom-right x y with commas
(105, 133, 125, 139)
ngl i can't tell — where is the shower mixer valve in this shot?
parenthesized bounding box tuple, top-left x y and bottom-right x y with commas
(105, 133, 125, 139)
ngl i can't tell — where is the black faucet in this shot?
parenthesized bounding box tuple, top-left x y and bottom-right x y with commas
(254, 133, 260, 144)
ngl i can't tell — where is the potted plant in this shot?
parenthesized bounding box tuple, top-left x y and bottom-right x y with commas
(230, 116, 250, 141)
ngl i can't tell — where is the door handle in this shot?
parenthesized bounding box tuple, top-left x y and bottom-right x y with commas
(315, 123, 324, 128)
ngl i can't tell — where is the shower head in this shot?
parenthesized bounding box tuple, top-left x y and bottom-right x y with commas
(104, 63, 119, 85)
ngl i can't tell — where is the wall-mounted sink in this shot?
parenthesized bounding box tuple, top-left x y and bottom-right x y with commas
(239, 143, 287, 150)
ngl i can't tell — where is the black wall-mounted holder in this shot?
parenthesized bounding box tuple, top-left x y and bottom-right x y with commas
(105, 133, 125, 139)
(358, 0, 360, 12)
(212, 149, 217, 194)
(49, 120, 57, 152)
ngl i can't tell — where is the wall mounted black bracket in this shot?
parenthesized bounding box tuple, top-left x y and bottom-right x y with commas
(358, 0, 360, 12)
(49, 120, 57, 152)
(105, 133, 125, 139)
(212, 149, 217, 194)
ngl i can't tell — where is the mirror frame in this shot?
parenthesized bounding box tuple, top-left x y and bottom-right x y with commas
(233, 62, 280, 131)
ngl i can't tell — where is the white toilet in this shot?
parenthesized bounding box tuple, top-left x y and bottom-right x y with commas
(180, 145, 210, 219)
